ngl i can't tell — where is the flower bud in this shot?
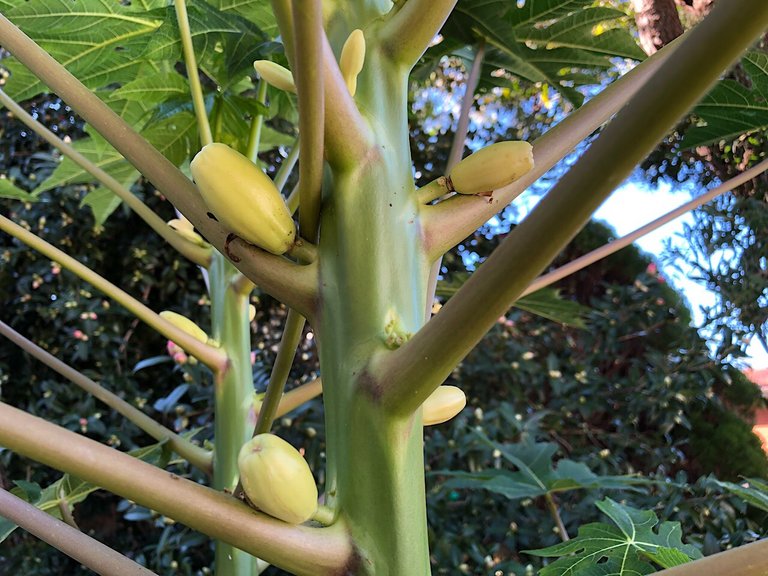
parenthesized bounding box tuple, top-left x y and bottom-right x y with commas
(159, 311, 209, 344)
(167, 218, 209, 248)
(448, 141, 533, 195)
(339, 29, 366, 96)
(422, 385, 466, 426)
(238, 433, 318, 524)
(190, 143, 296, 255)
(253, 60, 296, 93)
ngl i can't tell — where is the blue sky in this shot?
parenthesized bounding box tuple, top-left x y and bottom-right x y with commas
(593, 182, 768, 370)
(506, 178, 767, 370)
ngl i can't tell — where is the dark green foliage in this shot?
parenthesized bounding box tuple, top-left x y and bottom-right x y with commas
(690, 407, 768, 480)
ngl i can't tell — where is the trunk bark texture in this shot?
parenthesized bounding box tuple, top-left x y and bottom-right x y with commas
(632, 0, 684, 55)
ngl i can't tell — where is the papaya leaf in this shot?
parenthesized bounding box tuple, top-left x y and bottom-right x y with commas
(513, 288, 589, 329)
(525, 498, 701, 576)
(207, 0, 279, 38)
(2, 0, 161, 103)
(38, 111, 197, 222)
(80, 187, 125, 226)
(110, 72, 191, 107)
(429, 0, 645, 105)
(683, 52, 768, 148)
(141, 1, 269, 90)
(439, 434, 651, 501)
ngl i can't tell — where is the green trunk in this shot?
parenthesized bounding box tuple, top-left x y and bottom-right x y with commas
(318, 45, 432, 574)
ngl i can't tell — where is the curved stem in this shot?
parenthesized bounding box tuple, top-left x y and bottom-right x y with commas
(0, 402, 354, 576)
(522, 158, 768, 297)
(174, 0, 213, 146)
(0, 215, 227, 371)
(0, 88, 211, 267)
(0, 321, 212, 473)
(0, 488, 158, 576)
(246, 80, 269, 163)
(0, 14, 316, 316)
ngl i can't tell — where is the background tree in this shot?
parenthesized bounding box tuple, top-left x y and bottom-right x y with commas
(0, 0, 766, 574)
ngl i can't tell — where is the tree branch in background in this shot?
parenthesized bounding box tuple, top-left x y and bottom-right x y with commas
(631, 0, 684, 55)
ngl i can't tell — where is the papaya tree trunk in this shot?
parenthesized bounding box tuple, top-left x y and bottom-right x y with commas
(317, 44, 433, 574)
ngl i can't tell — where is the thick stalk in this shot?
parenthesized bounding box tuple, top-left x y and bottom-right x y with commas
(0, 402, 353, 575)
(208, 252, 257, 576)
(318, 41, 432, 573)
(0, 488, 158, 576)
(379, 0, 458, 66)
(0, 321, 212, 473)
